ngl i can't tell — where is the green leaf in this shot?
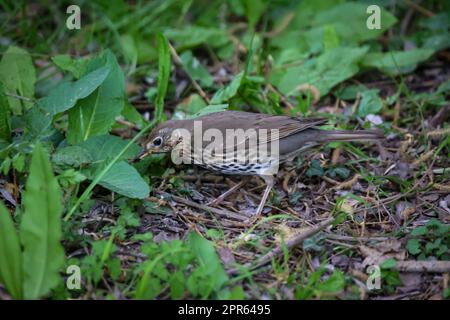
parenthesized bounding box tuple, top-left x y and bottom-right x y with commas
(0, 202, 23, 299)
(380, 258, 397, 269)
(52, 146, 93, 167)
(51, 54, 87, 79)
(64, 120, 158, 221)
(79, 134, 141, 162)
(180, 51, 213, 88)
(410, 226, 428, 236)
(38, 65, 111, 115)
(323, 25, 340, 51)
(121, 102, 147, 128)
(306, 160, 324, 177)
(315, 270, 345, 293)
(12, 153, 25, 172)
(0, 83, 11, 142)
(282, 1, 396, 55)
(55, 135, 145, 197)
(335, 84, 368, 100)
(311, 2, 397, 43)
(155, 33, 171, 122)
(358, 89, 383, 117)
(243, 0, 266, 28)
(25, 58, 111, 137)
(53, 134, 140, 167)
(270, 47, 368, 98)
(169, 271, 185, 299)
(211, 72, 244, 104)
(0, 46, 36, 114)
(188, 232, 228, 291)
(362, 49, 434, 75)
(243, 0, 268, 28)
(1, 157, 11, 175)
(20, 144, 64, 299)
(120, 34, 138, 66)
(90, 161, 150, 199)
(68, 50, 125, 144)
(164, 26, 228, 48)
(406, 239, 422, 255)
(422, 32, 450, 52)
(327, 166, 350, 179)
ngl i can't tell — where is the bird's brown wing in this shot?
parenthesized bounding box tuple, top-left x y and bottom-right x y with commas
(255, 116, 327, 144)
(193, 111, 326, 156)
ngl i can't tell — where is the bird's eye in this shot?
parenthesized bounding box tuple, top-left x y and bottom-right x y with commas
(152, 137, 163, 146)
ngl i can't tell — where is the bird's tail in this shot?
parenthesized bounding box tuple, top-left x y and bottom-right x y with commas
(318, 129, 384, 143)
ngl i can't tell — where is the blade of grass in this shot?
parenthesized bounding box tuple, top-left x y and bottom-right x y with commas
(155, 33, 170, 122)
(64, 34, 171, 221)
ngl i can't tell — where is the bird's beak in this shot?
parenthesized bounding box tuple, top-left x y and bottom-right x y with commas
(132, 149, 153, 162)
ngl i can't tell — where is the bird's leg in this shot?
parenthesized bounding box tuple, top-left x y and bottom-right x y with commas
(254, 175, 275, 217)
(208, 178, 248, 206)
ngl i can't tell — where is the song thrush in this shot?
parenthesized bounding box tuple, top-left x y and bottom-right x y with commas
(139, 111, 382, 217)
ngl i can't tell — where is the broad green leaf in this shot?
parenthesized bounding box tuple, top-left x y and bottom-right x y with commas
(410, 226, 427, 236)
(334, 84, 368, 100)
(380, 258, 397, 269)
(53, 134, 140, 166)
(278, 1, 395, 54)
(358, 89, 383, 117)
(120, 34, 138, 66)
(155, 33, 171, 122)
(270, 46, 368, 98)
(38, 65, 111, 115)
(406, 239, 422, 255)
(418, 13, 449, 31)
(51, 54, 87, 79)
(0, 83, 11, 142)
(323, 25, 339, 51)
(362, 49, 435, 75)
(423, 32, 450, 52)
(311, 2, 397, 43)
(90, 161, 150, 199)
(64, 121, 157, 221)
(20, 144, 64, 299)
(79, 134, 140, 162)
(289, 0, 346, 30)
(24, 106, 55, 137)
(24, 63, 111, 137)
(121, 102, 147, 128)
(68, 50, 125, 144)
(188, 232, 228, 291)
(0, 202, 23, 299)
(164, 26, 228, 48)
(0, 46, 36, 114)
(180, 51, 213, 88)
(52, 146, 93, 167)
(211, 72, 244, 104)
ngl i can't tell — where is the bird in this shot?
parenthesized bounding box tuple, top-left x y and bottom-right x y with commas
(138, 111, 383, 218)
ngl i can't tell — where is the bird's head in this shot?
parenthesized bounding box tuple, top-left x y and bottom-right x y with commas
(137, 120, 186, 159)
